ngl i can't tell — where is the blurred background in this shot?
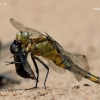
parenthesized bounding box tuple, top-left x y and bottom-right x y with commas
(0, 0, 100, 89)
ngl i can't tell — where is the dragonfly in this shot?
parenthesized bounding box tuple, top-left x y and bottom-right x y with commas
(6, 18, 100, 89)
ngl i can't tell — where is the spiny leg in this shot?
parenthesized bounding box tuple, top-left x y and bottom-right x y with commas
(31, 56, 39, 88)
(34, 56, 49, 89)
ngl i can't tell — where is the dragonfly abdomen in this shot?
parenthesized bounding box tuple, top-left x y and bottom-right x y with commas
(68, 64, 100, 84)
(85, 72, 100, 84)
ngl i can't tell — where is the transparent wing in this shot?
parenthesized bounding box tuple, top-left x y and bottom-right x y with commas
(45, 35, 89, 81)
(45, 34, 66, 74)
(10, 18, 44, 37)
(52, 38, 89, 81)
(48, 60, 66, 74)
(64, 51, 89, 81)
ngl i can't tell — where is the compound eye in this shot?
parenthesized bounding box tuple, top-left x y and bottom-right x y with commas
(16, 31, 22, 41)
(20, 32, 30, 43)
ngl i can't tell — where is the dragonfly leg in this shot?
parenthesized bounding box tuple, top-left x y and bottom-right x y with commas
(31, 56, 39, 88)
(34, 56, 49, 90)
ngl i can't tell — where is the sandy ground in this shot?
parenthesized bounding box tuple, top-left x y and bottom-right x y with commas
(1, 0, 100, 100)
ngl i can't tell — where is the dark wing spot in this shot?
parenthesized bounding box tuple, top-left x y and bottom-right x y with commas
(10, 18, 13, 21)
(83, 55, 86, 58)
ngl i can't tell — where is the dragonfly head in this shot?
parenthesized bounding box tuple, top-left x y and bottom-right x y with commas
(16, 31, 30, 44)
